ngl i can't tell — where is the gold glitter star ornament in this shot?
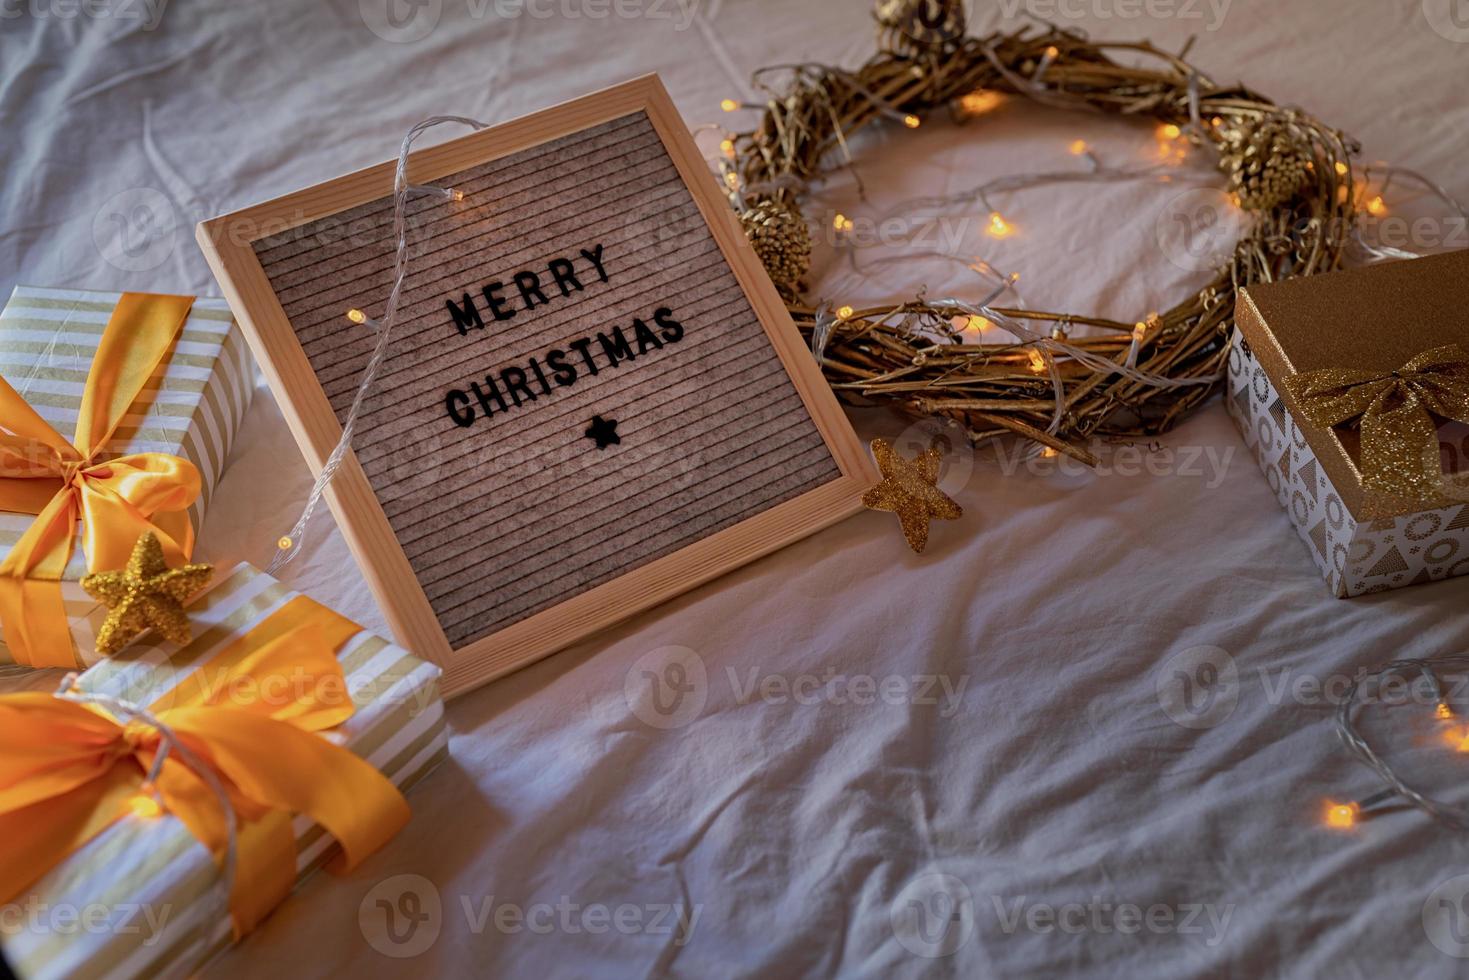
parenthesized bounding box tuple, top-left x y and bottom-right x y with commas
(861, 438, 963, 553)
(80, 532, 213, 656)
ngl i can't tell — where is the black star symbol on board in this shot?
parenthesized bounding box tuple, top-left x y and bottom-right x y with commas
(584, 415, 620, 449)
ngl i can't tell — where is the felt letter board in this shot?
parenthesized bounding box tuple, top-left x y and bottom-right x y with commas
(197, 76, 873, 697)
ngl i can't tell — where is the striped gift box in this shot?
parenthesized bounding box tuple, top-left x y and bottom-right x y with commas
(0, 563, 448, 980)
(0, 286, 254, 667)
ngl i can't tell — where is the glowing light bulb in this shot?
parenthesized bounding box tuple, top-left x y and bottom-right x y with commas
(1210, 116, 1224, 128)
(720, 99, 738, 112)
(1335, 161, 1349, 176)
(346, 309, 367, 325)
(1028, 349, 1047, 373)
(724, 171, 740, 190)
(1041, 446, 1059, 458)
(127, 792, 163, 820)
(837, 305, 854, 319)
(1045, 45, 1060, 58)
(967, 316, 992, 334)
(903, 114, 921, 129)
(448, 188, 465, 202)
(987, 212, 1014, 239)
(1159, 123, 1182, 141)
(1069, 139, 1088, 155)
(720, 138, 735, 158)
(833, 213, 854, 233)
(1326, 802, 1357, 829)
(959, 90, 1004, 115)
(277, 536, 293, 551)
(1438, 702, 1454, 720)
(1366, 196, 1387, 216)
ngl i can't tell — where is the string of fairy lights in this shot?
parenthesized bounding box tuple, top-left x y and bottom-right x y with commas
(716, 85, 1463, 317)
(268, 115, 487, 573)
(712, 78, 1464, 475)
(1330, 656, 1469, 831)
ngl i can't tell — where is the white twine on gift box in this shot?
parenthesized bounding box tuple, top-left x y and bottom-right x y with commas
(52, 672, 240, 929)
(269, 115, 489, 574)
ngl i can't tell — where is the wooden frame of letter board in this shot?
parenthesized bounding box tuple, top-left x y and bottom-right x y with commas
(197, 75, 874, 698)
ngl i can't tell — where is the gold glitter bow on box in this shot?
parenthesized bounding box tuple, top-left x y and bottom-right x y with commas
(1282, 344, 1469, 502)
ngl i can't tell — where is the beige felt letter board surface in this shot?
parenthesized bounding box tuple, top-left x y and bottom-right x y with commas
(197, 76, 873, 697)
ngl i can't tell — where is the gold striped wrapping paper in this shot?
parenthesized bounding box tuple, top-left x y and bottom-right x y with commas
(0, 286, 254, 667)
(0, 563, 449, 980)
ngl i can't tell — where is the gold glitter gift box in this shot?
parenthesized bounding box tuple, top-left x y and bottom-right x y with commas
(1227, 250, 1469, 597)
(0, 287, 253, 666)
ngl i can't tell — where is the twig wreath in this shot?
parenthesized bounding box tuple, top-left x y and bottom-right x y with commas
(723, 1, 1363, 463)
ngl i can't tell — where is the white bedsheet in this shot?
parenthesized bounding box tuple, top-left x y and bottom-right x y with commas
(4, 0, 1469, 976)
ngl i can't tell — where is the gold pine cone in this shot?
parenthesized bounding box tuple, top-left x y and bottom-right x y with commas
(739, 199, 811, 300)
(1219, 114, 1312, 212)
(874, 0, 966, 58)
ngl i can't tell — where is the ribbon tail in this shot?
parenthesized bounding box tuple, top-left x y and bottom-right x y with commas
(0, 767, 139, 908)
(0, 373, 77, 458)
(0, 577, 76, 668)
(0, 488, 84, 667)
(1360, 400, 1445, 501)
(155, 598, 360, 721)
(0, 695, 140, 906)
(74, 294, 195, 458)
(230, 811, 299, 938)
(160, 709, 411, 932)
(137, 752, 294, 939)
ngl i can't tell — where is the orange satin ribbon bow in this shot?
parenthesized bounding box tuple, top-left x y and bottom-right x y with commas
(0, 596, 411, 937)
(0, 293, 202, 668)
